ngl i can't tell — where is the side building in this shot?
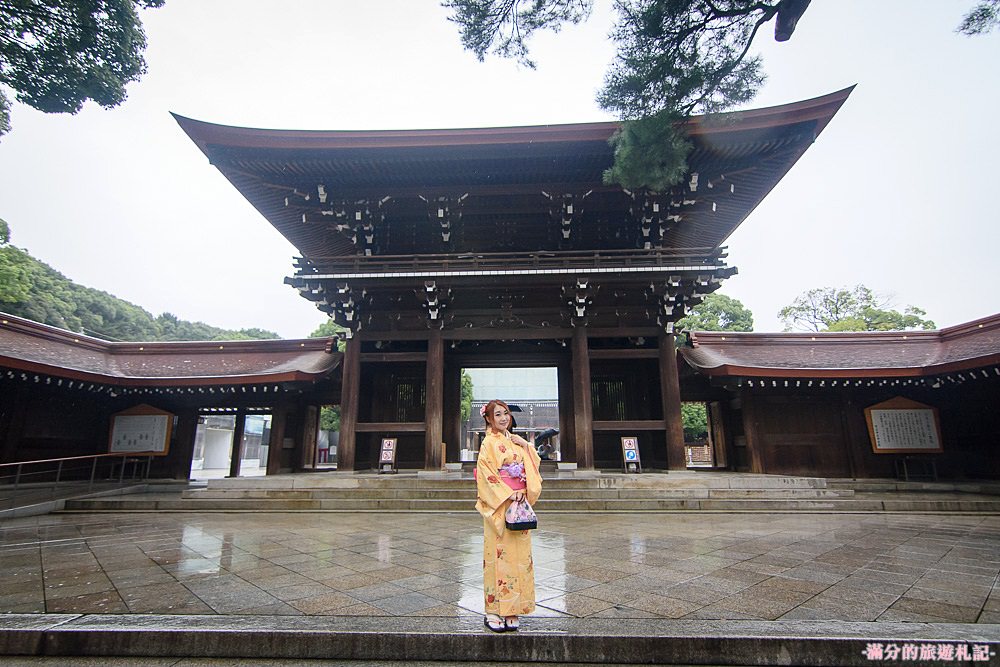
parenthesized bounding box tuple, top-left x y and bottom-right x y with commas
(679, 314, 1000, 480)
(0, 313, 340, 479)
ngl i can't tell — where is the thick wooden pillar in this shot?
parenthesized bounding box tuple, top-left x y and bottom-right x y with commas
(227, 408, 247, 478)
(338, 337, 361, 472)
(741, 391, 765, 473)
(299, 404, 319, 469)
(557, 362, 576, 463)
(424, 330, 444, 470)
(443, 363, 462, 464)
(266, 404, 288, 475)
(170, 409, 200, 480)
(659, 331, 686, 470)
(571, 327, 594, 469)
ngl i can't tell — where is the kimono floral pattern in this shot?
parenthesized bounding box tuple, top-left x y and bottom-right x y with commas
(476, 430, 542, 617)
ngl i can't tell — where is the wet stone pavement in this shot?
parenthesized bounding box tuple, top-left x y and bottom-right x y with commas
(0, 511, 998, 624)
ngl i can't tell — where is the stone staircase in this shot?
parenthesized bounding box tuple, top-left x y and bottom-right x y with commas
(59, 471, 1000, 513)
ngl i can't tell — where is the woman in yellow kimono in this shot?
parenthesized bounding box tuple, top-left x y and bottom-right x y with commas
(475, 399, 542, 632)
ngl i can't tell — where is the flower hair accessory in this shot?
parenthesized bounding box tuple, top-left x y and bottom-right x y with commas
(479, 404, 488, 417)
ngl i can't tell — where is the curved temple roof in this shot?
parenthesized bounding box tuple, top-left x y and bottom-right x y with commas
(0, 313, 341, 387)
(173, 88, 854, 259)
(680, 313, 1000, 379)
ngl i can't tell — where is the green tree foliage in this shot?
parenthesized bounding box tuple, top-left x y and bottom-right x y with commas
(958, 0, 1000, 34)
(309, 319, 346, 339)
(445, 1, 994, 190)
(444, 0, 591, 68)
(676, 293, 753, 332)
(445, 0, 803, 190)
(0, 0, 164, 138)
(0, 223, 279, 341)
(778, 285, 935, 333)
(310, 320, 347, 432)
(460, 369, 474, 422)
(320, 405, 340, 432)
(308, 319, 347, 352)
(681, 402, 708, 441)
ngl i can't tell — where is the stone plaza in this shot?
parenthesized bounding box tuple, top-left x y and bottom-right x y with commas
(1, 502, 998, 664)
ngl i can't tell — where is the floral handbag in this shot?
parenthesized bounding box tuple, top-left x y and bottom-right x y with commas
(505, 499, 538, 531)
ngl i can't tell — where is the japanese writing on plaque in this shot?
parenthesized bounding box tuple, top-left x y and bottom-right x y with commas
(110, 414, 170, 454)
(870, 409, 940, 452)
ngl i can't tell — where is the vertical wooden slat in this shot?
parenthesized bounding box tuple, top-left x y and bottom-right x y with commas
(658, 331, 686, 470)
(571, 327, 594, 469)
(0, 392, 26, 464)
(337, 337, 361, 472)
(425, 330, 444, 469)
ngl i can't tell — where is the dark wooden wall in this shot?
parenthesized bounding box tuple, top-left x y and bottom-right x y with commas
(735, 377, 1000, 480)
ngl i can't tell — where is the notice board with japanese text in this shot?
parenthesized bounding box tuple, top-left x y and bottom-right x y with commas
(864, 397, 942, 454)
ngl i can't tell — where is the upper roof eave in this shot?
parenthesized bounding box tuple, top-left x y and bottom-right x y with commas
(172, 86, 855, 155)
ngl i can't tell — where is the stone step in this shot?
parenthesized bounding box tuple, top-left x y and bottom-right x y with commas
(199, 473, 831, 491)
(60, 494, 1000, 513)
(0, 614, 996, 666)
(181, 487, 855, 501)
(827, 479, 1000, 495)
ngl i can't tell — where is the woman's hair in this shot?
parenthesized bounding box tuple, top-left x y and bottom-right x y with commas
(482, 399, 517, 432)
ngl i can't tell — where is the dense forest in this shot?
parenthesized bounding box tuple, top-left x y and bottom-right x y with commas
(0, 220, 279, 342)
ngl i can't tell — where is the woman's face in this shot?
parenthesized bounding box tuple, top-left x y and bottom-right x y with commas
(491, 405, 511, 432)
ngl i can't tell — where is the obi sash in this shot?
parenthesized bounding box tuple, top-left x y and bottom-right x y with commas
(499, 468, 526, 490)
(473, 467, 527, 490)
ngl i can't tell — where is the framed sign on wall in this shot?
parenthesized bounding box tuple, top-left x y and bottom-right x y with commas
(864, 396, 943, 454)
(109, 404, 174, 456)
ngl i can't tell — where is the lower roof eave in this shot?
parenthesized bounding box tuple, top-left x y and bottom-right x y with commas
(0, 357, 339, 388)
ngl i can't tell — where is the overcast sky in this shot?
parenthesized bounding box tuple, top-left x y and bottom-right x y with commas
(0, 1, 996, 339)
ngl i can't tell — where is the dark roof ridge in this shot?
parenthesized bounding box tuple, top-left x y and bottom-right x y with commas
(687, 328, 939, 347)
(687, 311, 1000, 348)
(938, 312, 1000, 339)
(681, 313, 1000, 378)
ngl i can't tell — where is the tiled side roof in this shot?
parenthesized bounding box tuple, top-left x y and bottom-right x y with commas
(679, 313, 1000, 378)
(0, 313, 341, 386)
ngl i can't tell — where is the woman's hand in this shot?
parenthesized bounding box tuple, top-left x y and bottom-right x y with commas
(510, 434, 532, 448)
(511, 490, 525, 502)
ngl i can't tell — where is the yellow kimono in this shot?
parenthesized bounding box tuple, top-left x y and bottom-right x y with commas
(475, 430, 542, 617)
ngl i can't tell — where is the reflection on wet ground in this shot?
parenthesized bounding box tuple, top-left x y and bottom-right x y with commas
(0, 511, 997, 622)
